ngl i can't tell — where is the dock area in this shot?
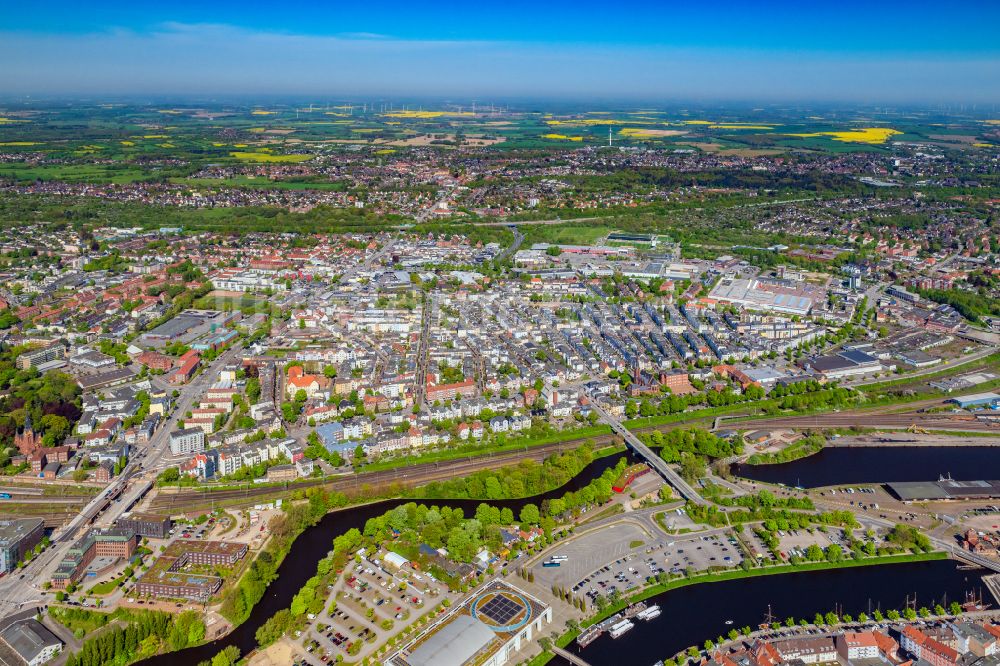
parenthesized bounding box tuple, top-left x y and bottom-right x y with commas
(576, 601, 650, 648)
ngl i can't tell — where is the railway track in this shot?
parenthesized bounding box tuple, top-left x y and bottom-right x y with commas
(148, 397, 995, 514)
(148, 436, 618, 513)
(732, 412, 999, 433)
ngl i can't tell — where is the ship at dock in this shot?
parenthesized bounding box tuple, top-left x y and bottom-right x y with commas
(609, 619, 635, 638)
(576, 602, 650, 647)
(635, 604, 661, 621)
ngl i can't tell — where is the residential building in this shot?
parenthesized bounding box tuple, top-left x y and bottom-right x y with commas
(170, 427, 205, 455)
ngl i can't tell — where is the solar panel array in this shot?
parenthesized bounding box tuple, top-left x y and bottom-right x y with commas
(479, 594, 525, 625)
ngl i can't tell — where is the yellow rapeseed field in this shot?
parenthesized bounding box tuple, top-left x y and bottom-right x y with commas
(542, 133, 584, 141)
(374, 149, 396, 155)
(0, 141, 38, 146)
(546, 119, 628, 127)
(251, 110, 277, 115)
(119, 141, 135, 146)
(383, 110, 475, 119)
(230, 152, 312, 163)
(619, 128, 655, 137)
(619, 128, 688, 138)
(0, 117, 29, 124)
(710, 124, 774, 130)
(787, 128, 901, 144)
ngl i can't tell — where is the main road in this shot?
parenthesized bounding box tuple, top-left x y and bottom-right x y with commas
(0, 342, 245, 617)
(145, 343, 245, 471)
(586, 396, 707, 505)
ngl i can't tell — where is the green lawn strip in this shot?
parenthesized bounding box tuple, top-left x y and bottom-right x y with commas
(88, 577, 125, 596)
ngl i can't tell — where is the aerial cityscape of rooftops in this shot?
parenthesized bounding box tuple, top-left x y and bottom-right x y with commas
(1, 4, 1000, 666)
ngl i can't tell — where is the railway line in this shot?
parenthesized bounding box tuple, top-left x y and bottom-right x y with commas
(732, 411, 1000, 433)
(146, 395, 997, 514)
(148, 436, 618, 513)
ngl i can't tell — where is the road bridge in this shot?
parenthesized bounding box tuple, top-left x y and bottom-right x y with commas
(936, 541, 1000, 573)
(587, 399, 707, 505)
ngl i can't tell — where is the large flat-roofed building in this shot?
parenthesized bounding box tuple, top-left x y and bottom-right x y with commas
(0, 618, 62, 666)
(386, 580, 551, 666)
(0, 518, 45, 574)
(140, 310, 234, 347)
(887, 479, 1000, 503)
(116, 512, 173, 539)
(165, 539, 247, 566)
(135, 539, 247, 602)
(51, 527, 138, 589)
(948, 393, 1000, 409)
(803, 349, 883, 380)
(707, 277, 816, 316)
(16, 343, 65, 371)
(135, 557, 222, 603)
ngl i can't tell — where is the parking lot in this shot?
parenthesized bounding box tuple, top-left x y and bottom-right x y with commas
(533, 522, 744, 603)
(776, 528, 840, 554)
(304, 554, 455, 663)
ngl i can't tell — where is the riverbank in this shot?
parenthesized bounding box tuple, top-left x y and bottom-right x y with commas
(530, 551, 948, 666)
(829, 434, 1000, 446)
(589, 551, 947, 627)
(134, 446, 632, 665)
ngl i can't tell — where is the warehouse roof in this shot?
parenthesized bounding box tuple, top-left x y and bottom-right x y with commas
(948, 392, 1000, 408)
(404, 614, 495, 666)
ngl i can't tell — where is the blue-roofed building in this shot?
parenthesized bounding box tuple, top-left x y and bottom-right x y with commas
(838, 349, 878, 365)
(948, 392, 1000, 409)
(315, 422, 349, 453)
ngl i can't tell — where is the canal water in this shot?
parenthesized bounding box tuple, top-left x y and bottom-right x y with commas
(558, 559, 986, 666)
(732, 446, 1000, 488)
(139, 451, 630, 665)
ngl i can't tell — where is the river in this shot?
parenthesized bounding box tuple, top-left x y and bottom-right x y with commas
(139, 450, 631, 665)
(139, 446, 994, 665)
(732, 446, 1000, 488)
(558, 559, 986, 666)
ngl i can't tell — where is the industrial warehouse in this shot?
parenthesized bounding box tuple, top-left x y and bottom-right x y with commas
(887, 479, 1000, 502)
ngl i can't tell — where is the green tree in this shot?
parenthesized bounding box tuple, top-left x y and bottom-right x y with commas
(519, 503, 540, 526)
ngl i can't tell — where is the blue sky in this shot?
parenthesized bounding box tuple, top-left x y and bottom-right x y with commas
(2, 1, 998, 102)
